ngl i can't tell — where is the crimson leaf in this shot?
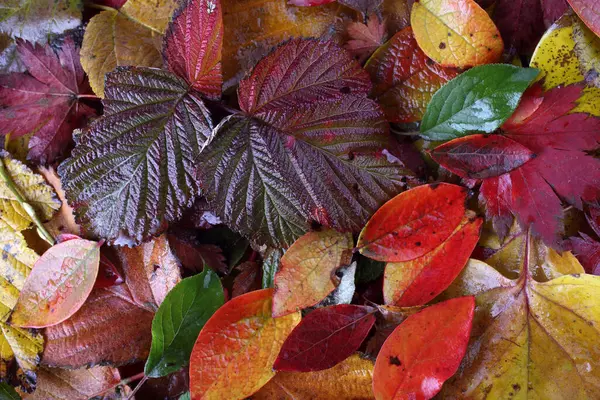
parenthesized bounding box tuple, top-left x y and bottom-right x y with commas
(198, 39, 411, 247)
(59, 0, 222, 245)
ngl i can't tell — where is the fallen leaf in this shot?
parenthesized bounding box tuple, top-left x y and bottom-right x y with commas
(365, 26, 459, 123)
(0, 34, 23, 73)
(94, 252, 124, 289)
(254, 354, 374, 400)
(339, 0, 383, 15)
(272, 229, 353, 317)
(189, 288, 300, 399)
(365, 305, 423, 358)
(145, 270, 224, 378)
(275, 304, 375, 372)
(373, 297, 474, 400)
(0, 0, 80, 43)
(344, 17, 386, 63)
(381, 0, 412, 35)
(38, 166, 80, 238)
(356, 255, 385, 284)
(199, 38, 411, 247)
(25, 366, 121, 400)
(0, 383, 19, 399)
(410, 0, 503, 68)
(384, 214, 482, 306)
(568, 233, 600, 274)
(80, 9, 163, 97)
(232, 261, 261, 298)
(419, 64, 539, 141)
(261, 248, 282, 289)
(167, 233, 227, 274)
(0, 36, 96, 164)
(120, 0, 178, 33)
(567, 0, 600, 38)
(357, 183, 467, 262)
(11, 238, 101, 328)
(288, 0, 335, 5)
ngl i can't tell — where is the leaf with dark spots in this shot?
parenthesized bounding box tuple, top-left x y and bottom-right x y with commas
(199, 38, 412, 247)
(0, 36, 96, 164)
(431, 134, 536, 179)
(274, 304, 375, 372)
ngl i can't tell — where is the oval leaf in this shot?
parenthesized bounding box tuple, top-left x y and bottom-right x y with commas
(431, 134, 537, 179)
(189, 288, 300, 399)
(274, 304, 376, 372)
(11, 238, 101, 328)
(272, 229, 353, 317)
(410, 0, 503, 68)
(357, 183, 467, 262)
(145, 269, 224, 378)
(567, 0, 600, 38)
(373, 296, 475, 400)
(420, 64, 540, 141)
(384, 214, 482, 306)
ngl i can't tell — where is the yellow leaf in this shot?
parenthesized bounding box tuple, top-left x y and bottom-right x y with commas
(120, 0, 178, 34)
(410, 0, 503, 68)
(80, 10, 163, 97)
(254, 354, 374, 400)
(3, 132, 32, 163)
(531, 12, 600, 116)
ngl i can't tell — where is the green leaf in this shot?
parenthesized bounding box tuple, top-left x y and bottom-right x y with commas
(355, 255, 385, 284)
(0, 383, 19, 400)
(144, 269, 224, 378)
(178, 393, 190, 400)
(420, 65, 539, 141)
(262, 248, 283, 289)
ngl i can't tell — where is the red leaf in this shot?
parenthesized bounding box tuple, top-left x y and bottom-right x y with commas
(567, 0, 600, 37)
(164, 0, 223, 98)
(365, 27, 459, 123)
(431, 134, 536, 179)
(288, 0, 336, 5)
(167, 233, 228, 274)
(373, 297, 475, 400)
(94, 253, 124, 289)
(587, 204, 600, 237)
(569, 233, 600, 275)
(478, 84, 600, 247)
(0, 36, 96, 163)
(232, 261, 261, 297)
(357, 183, 468, 262)
(274, 304, 376, 372)
(344, 17, 386, 63)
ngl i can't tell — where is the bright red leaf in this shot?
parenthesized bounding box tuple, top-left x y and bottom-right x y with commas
(357, 183, 468, 262)
(0, 36, 96, 164)
(274, 304, 376, 372)
(94, 252, 124, 289)
(567, 0, 600, 37)
(373, 297, 475, 400)
(431, 134, 536, 179)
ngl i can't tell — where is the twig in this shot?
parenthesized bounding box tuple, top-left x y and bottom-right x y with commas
(87, 371, 145, 399)
(126, 375, 149, 400)
(78, 94, 102, 100)
(0, 159, 54, 245)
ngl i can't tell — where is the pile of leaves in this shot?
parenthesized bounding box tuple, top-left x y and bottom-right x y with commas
(0, 0, 599, 398)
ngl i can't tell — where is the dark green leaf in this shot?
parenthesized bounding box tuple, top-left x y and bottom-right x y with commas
(355, 255, 385, 284)
(0, 383, 19, 400)
(420, 65, 539, 141)
(144, 269, 224, 378)
(262, 248, 283, 289)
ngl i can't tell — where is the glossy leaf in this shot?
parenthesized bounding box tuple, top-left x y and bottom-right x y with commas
(365, 27, 459, 123)
(357, 183, 467, 262)
(254, 354, 374, 400)
(384, 214, 482, 306)
(411, 0, 503, 68)
(431, 134, 536, 179)
(27, 366, 121, 400)
(0, 383, 19, 400)
(272, 229, 353, 317)
(568, 0, 600, 37)
(189, 289, 300, 399)
(0, 36, 96, 163)
(80, 9, 162, 97)
(275, 304, 375, 372)
(145, 269, 224, 378)
(420, 64, 539, 141)
(199, 39, 410, 247)
(11, 238, 101, 328)
(373, 297, 475, 400)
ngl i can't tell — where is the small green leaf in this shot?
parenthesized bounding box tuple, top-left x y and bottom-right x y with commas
(178, 393, 190, 400)
(0, 383, 20, 400)
(420, 65, 539, 141)
(144, 269, 224, 378)
(262, 248, 283, 289)
(355, 255, 385, 284)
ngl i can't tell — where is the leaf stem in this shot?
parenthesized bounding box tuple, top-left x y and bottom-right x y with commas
(127, 375, 149, 400)
(77, 94, 101, 100)
(0, 159, 54, 246)
(84, 2, 117, 12)
(87, 371, 145, 399)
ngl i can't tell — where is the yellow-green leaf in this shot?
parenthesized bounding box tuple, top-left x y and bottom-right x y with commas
(120, 0, 177, 34)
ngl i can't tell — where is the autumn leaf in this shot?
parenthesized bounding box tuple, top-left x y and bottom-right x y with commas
(0, 36, 96, 164)
(275, 304, 375, 372)
(199, 38, 411, 247)
(81, 9, 163, 97)
(357, 183, 468, 262)
(0, 0, 81, 43)
(261, 248, 282, 289)
(60, 0, 222, 245)
(373, 297, 475, 400)
(365, 26, 458, 123)
(25, 366, 122, 400)
(10, 237, 101, 328)
(231, 261, 261, 298)
(95, 252, 124, 288)
(570, 233, 600, 274)
(167, 233, 227, 274)
(410, 0, 503, 68)
(38, 166, 80, 238)
(288, 0, 335, 6)
(120, 0, 178, 33)
(419, 64, 539, 141)
(272, 229, 353, 317)
(0, 383, 18, 399)
(567, 0, 600, 38)
(189, 289, 300, 399)
(344, 17, 386, 63)
(254, 354, 374, 400)
(0, 34, 23, 73)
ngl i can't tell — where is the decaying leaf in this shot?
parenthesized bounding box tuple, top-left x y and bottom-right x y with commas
(344, 16, 386, 63)
(38, 166, 80, 238)
(25, 366, 122, 400)
(120, 0, 178, 33)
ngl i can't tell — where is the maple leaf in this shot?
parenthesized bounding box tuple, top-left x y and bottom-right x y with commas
(59, 0, 222, 245)
(0, 36, 96, 164)
(344, 16, 386, 63)
(199, 38, 411, 247)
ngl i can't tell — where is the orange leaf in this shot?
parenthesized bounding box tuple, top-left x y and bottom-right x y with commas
(384, 214, 482, 306)
(11, 238, 101, 328)
(272, 229, 353, 317)
(411, 0, 503, 68)
(189, 289, 300, 399)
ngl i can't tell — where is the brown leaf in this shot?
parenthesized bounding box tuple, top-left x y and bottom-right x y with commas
(38, 166, 80, 237)
(344, 16, 386, 62)
(167, 233, 227, 274)
(231, 261, 261, 298)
